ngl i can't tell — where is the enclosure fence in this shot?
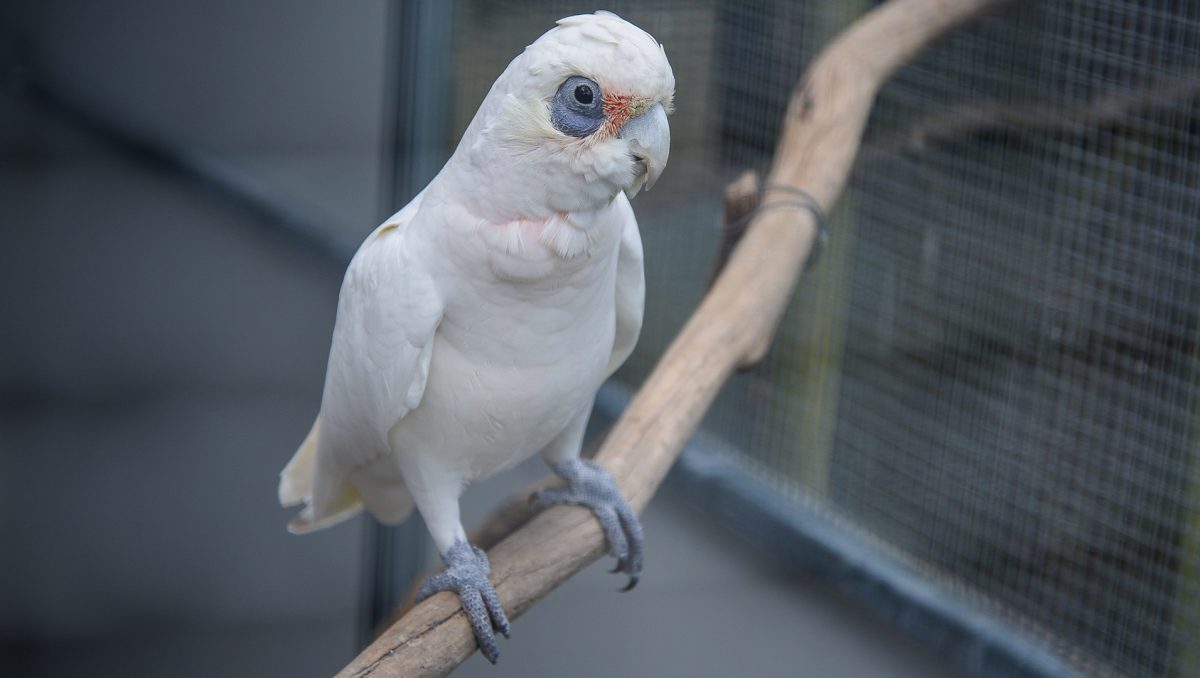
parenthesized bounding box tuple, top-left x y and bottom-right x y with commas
(706, 1, 1200, 675)
(748, 3, 1200, 675)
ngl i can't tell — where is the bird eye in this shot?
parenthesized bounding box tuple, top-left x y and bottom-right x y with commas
(551, 76, 604, 138)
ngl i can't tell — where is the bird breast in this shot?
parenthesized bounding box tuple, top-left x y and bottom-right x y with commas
(391, 210, 623, 481)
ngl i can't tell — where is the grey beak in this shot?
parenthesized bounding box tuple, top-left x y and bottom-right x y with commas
(619, 102, 670, 198)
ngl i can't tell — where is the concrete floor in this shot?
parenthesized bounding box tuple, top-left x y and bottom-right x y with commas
(0, 87, 967, 677)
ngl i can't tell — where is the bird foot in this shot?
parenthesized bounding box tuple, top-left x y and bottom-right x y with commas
(416, 541, 510, 663)
(531, 458, 643, 590)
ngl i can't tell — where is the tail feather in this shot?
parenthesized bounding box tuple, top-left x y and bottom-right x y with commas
(287, 489, 363, 535)
(279, 419, 321, 507)
(279, 417, 364, 534)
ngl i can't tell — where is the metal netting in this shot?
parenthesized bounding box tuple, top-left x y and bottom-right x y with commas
(839, 3, 1198, 675)
(449, 2, 1200, 675)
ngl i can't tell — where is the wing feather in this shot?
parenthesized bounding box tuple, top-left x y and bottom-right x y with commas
(323, 225, 442, 454)
(282, 196, 443, 530)
(606, 207, 645, 377)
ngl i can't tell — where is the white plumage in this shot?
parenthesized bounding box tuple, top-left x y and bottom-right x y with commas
(278, 11, 673, 661)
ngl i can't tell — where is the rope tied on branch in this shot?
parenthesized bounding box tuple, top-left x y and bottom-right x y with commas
(761, 183, 829, 272)
(710, 177, 829, 286)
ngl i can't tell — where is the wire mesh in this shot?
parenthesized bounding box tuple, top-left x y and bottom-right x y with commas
(449, 2, 1200, 675)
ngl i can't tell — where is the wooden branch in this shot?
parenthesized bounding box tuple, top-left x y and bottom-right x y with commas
(707, 169, 761, 289)
(338, 0, 1005, 675)
(877, 68, 1200, 155)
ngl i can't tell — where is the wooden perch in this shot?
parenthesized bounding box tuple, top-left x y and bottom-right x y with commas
(338, 0, 1005, 675)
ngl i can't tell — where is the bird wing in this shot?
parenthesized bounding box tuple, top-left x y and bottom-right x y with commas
(606, 198, 645, 378)
(281, 195, 443, 531)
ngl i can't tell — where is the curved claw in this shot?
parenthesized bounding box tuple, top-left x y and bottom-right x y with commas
(615, 498, 644, 576)
(480, 577, 511, 639)
(416, 541, 509, 663)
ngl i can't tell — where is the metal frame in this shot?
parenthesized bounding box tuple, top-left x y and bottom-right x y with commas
(362, 0, 457, 643)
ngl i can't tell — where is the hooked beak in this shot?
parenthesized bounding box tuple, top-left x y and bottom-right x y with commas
(619, 102, 670, 198)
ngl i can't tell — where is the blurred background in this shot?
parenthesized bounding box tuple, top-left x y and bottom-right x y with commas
(2, 1, 1199, 677)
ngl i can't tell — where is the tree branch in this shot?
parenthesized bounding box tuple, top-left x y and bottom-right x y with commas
(878, 68, 1200, 155)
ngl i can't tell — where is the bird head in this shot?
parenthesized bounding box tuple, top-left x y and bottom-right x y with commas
(449, 11, 675, 221)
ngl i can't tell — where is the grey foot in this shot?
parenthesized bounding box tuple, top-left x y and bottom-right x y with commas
(416, 541, 510, 663)
(532, 458, 644, 590)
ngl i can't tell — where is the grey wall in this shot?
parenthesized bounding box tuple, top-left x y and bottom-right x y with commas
(1, 2, 395, 674)
(12, 0, 392, 243)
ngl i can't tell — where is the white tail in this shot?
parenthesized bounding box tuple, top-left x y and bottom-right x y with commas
(279, 418, 364, 534)
(278, 418, 321, 507)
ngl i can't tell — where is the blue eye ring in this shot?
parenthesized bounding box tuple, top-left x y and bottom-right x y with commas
(551, 76, 605, 138)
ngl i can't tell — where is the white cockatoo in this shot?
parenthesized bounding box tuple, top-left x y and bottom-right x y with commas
(278, 11, 673, 662)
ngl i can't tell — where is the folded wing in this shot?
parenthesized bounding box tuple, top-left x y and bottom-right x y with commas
(281, 197, 443, 533)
